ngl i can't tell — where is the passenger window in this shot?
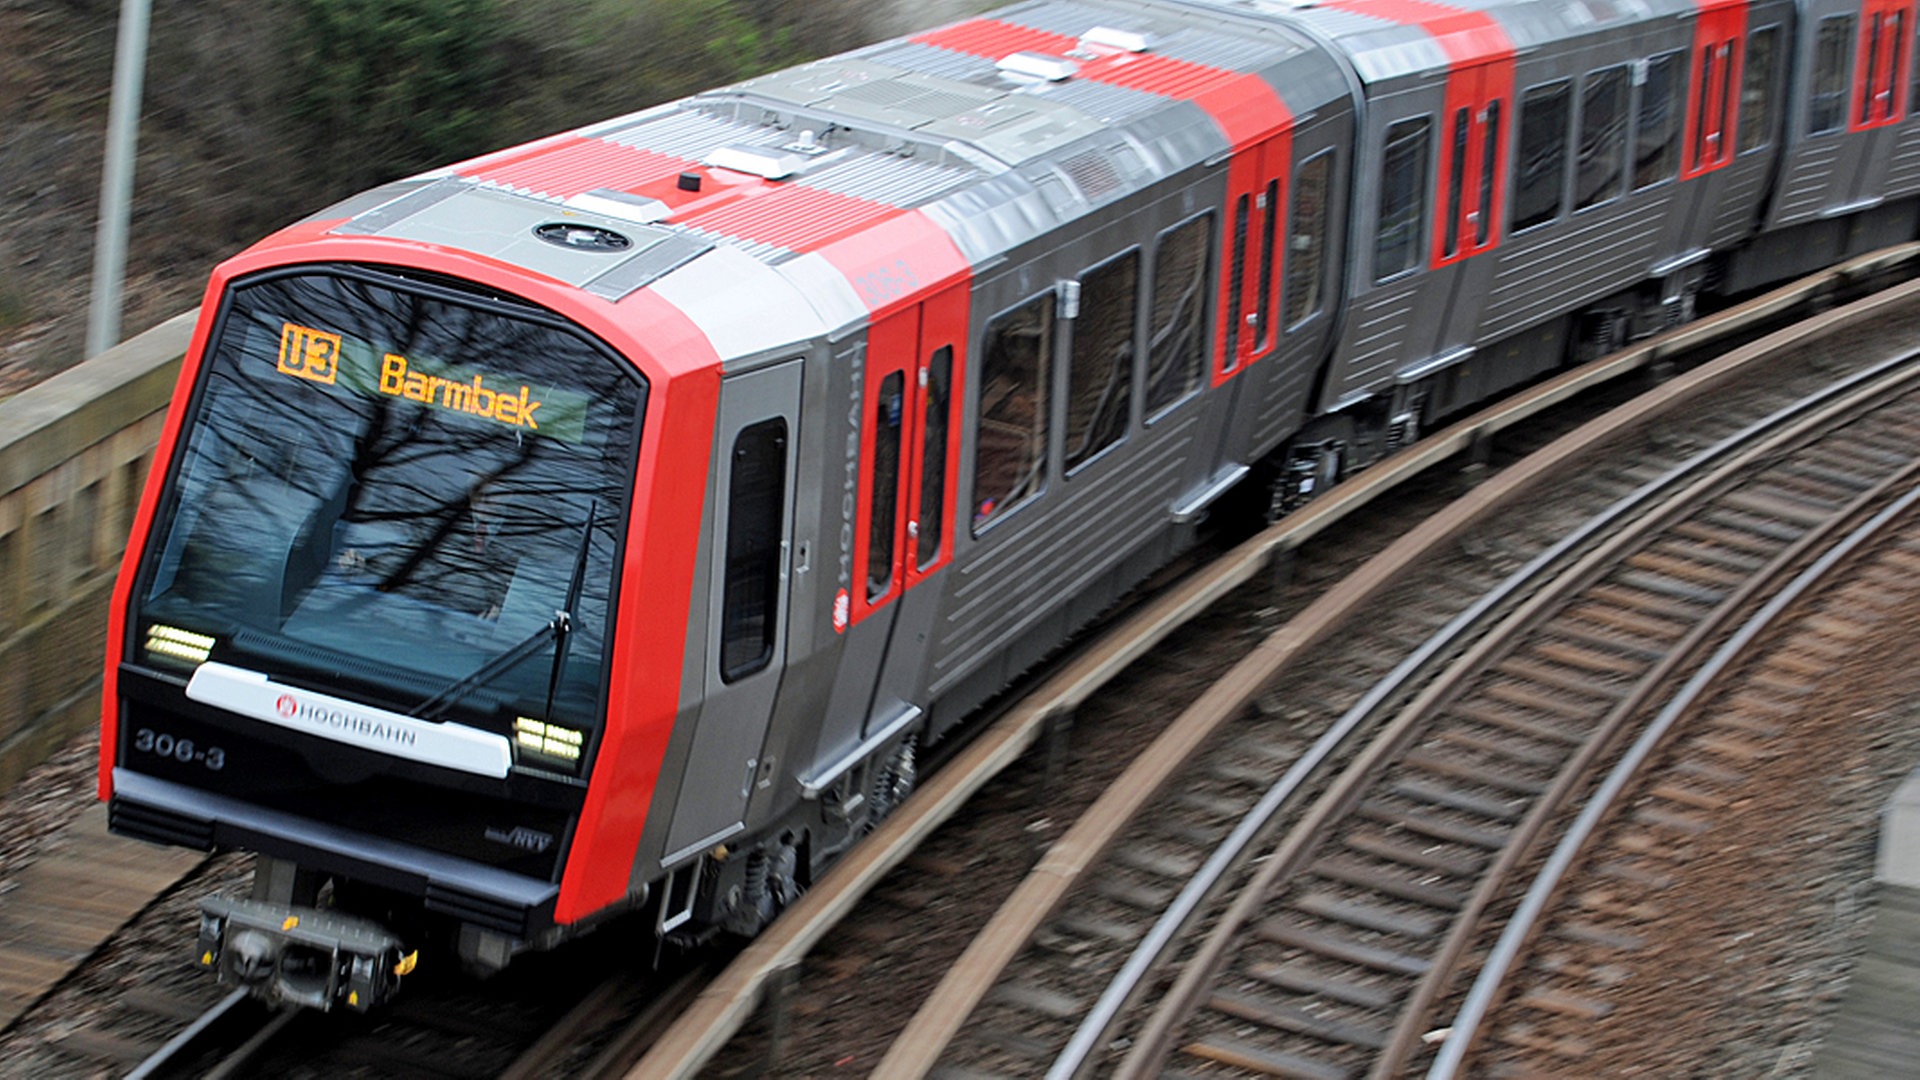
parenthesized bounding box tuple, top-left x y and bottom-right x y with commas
(1066, 251, 1138, 472)
(1255, 179, 1280, 354)
(720, 418, 786, 682)
(1810, 17, 1854, 134)
(1515, 81, 1570, 230)
(1577, 68, 1629, 210)
(1145, 214, 1213, 416)
(1739, 27, 1780, 152)
(1912, 18, 1920, 117)
(1892, 13, 1909, 122)
(1860, 12, 1902, 125)
(972, 294, 1052, 532)
(1635, 52, 1685, 188)
(1696, 45, 1718, 166)
(1285, 152, 1331, 327)
(1375, 116, 1431, 281)
(916, 347, 952, 571)
(1225, 195, 1250, 369)
(1870, 12, 1906, 123)
(1477, 101, 1500, 246)
(1444, 107, 1470, 257)
(865, 370, 904, 604)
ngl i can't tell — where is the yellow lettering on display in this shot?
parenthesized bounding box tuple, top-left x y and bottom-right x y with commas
(378, 353, 543, 431)
(277, 323, 342, 385)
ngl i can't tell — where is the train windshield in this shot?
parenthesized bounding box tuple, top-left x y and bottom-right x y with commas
(133, 267, 645, 747)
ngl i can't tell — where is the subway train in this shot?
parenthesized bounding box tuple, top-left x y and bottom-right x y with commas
(102, 0, 1920, 1009)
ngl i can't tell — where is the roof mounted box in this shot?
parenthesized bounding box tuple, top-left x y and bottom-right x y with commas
(563, 188, 672, 224)
(998, 51, 1079, 82)
(704, 144, 809, 180)
(1079, 26, 1152, 53)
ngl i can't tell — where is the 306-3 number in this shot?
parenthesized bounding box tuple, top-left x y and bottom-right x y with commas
(133, 727, 226, 771)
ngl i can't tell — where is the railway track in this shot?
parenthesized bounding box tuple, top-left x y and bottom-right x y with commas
(3, 248, 1916, 1077)
(1435, 462, 1920, 1075)
(1112, 345, 1920, 1080)
(124, 929, 715, 1079)
(848, 274, 1920, 1068)
(643, 262, 1920, 1077)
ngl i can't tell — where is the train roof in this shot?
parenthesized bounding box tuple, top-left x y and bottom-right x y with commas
(286, 2, 1343, 335)
(278, 0, 1706, 357)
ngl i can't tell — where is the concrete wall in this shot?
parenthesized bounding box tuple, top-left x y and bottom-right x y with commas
(0, 312, 194, 794)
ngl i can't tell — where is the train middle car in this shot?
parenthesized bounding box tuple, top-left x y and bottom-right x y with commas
(100, 0, 1920, 1009)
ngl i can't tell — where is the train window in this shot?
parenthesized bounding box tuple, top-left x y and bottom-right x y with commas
(917, 346, 953, 571)
(1444, 107, 1469, 257)
(1375, 116, 1431, 281)
(722, 418, 787, 682)
(1891, 14, 1909, 123)
(972, 294, 1052, 532)
(866, 370, 904, 604)
(1066, 250, 1139, 473)
(1696, 45, 1718, 166)
(1738, 27, 1779, 153)
(1225, 195, 1250, 369)
(1634, 52, 1685, 188)
(1866, 12, 1907, 124)
(1810, 17, 1854, 134)
(1477, 101, 1500, 245)
(1860, 12, 1903, 126)
(1286, 152, 1331, 327)
(1515, 81, 1570, 231)
(1718, 42, 1737, 153)
(1255, 179, 1280, 354)
(1576, 67, 1628, 210)
(1913, 16, 1920, 117)
(1145, 214, 1214, 416)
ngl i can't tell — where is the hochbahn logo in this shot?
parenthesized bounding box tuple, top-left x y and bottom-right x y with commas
(273, 691, 419, 749)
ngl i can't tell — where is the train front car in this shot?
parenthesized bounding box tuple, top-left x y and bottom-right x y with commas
(95, 195, 732, 1009)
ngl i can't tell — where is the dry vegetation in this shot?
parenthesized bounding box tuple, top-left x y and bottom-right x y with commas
(0, 0, 895, 399)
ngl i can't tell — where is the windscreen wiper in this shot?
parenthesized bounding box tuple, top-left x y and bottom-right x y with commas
(409, 500, 597, 723)
(543, 500, 597, 720)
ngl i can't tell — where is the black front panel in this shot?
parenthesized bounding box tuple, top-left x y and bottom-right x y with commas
(121, 694, 574, 882)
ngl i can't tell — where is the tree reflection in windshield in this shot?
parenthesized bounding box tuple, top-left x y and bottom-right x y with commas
(138, 268, 645, 727)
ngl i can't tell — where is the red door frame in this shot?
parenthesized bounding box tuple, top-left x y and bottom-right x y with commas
(849, 281, 970, 628)
(1853, 0, 1916, 130)
(1215, 131, 1294, 382)
(1431, 59, 1511, 269)
(1682, 0, 1748, 177)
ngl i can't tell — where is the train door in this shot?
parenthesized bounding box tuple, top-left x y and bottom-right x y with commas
(1668, 0, 1749, 251)
(1238, 104, 1351, 459)
(1212, 131, 1291, 464)
(872, 283, 967, 734)
(811, 283, 968, 767)
(1430, 58, 1512, 367)
(1845, 0, 1915, 202)
(1216, 132, 1293, 386)
(662, 359, 802, 860)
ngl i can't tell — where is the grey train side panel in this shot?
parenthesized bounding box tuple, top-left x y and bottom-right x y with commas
(660, 360, 805, 860)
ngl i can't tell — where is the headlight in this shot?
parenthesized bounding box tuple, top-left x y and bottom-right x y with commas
(145, 624, 215, 666)
(513, 717, 585, 773)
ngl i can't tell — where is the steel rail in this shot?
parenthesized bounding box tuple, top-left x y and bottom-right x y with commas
(869, 271, 1920, 1080)
(1055, 340, 1920, 1080)
(124, 990, 250, 1079)
(1111, 347, 1920, 1079)
(1372, 394, 1920, 1078)
(638, 255, 1920, 1080)
(1424, 466, 1920, 1079)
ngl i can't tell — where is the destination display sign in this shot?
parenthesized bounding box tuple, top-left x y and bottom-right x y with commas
(266, 320, 591, 443)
